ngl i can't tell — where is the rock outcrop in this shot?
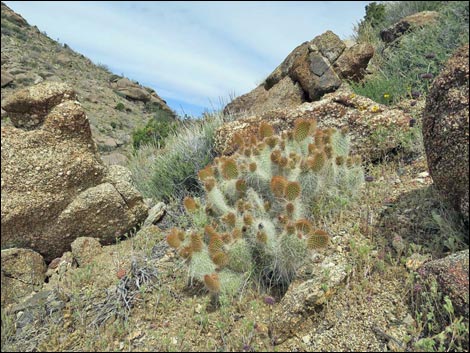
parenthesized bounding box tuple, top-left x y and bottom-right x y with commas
(216, 87, 412, 162)
(1, 82, 148, 262)
(1, 2, 176, 157)
(423, 44, 469, 225)
(110, 77, 173, 114)
(224, 31, 374, 116)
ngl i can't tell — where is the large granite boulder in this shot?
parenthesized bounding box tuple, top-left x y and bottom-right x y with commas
(423, 44, 469, 225)
(1, 82, 148, 262)
(216, 87, 412, 162)
(224, 31, 374, 116)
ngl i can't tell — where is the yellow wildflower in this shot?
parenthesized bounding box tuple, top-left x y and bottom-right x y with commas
(370, 105, 381, 113)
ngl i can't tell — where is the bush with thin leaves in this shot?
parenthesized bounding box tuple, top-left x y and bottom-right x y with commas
(128, 112, 230, 202)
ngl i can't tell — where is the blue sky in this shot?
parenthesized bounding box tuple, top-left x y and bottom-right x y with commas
(5, 1, 370, 117)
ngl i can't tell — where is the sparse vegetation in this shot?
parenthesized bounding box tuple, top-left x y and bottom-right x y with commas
(129, 111, 230, 202)
(1, 1, 468, 352)
(351, 1, 469, 105)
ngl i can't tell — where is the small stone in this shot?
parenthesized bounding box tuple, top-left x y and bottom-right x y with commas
(403, 313, 415, 326)
(302, 334, 311, 344)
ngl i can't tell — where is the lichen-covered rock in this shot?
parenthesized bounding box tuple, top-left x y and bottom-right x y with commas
(224, 31, 374, 116)
(419, 249, 469, 320)
(289, 48, 342, 101)
(70, 237, 102, 267)
(216, 87, 412, 161)
(423, 44, 469, 225)
(313, 30, 346, 63)
(1, 82, 148, 262)
(1, 248, 46, 306)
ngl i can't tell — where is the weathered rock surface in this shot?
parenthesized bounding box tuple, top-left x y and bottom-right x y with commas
(333, 43, 375, 81)
(224, 31, 374, 116)
(272, 252, 350, 343)
(423, 44, 469, 225)
(143, 202, 166, 227)
(110, 77, 173, 113)
(380, 11, 440, 43)
(1, 248, 46, 306)
(1, 69, 14, 87)
(2, 81, 77, 129)
(70, 237, 102, 267)
(419, 249, 469, 320)
(216, 87, 412, 161)
(1, 82, 148, 262)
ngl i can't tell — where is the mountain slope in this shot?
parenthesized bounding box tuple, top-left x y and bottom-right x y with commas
(1, 2, 176, 163)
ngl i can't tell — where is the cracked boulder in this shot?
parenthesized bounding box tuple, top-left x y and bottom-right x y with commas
(1, 82, 148, 262)
(1, 248, 46, 307)
(224, 30, 374, 116)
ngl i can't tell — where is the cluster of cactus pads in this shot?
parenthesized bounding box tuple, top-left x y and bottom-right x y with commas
(166, 118, 364, 297)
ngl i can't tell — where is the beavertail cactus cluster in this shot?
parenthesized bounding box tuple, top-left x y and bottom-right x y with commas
(167, 118, 364, 296)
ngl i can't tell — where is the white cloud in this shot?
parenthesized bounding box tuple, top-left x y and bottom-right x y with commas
(4, 1, 370, 115)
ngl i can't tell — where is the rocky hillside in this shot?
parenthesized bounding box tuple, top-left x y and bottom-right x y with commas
(1, 2, 468, 352)
(0, 2, 175, 164)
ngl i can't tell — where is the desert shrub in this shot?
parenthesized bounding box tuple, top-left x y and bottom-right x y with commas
(131, 113, 179, 150)
(114, 102, 125, 111)
(166, 119, 364, 299)
(355, 2, 386, 41)
(408, 272, 469, 351)
(129, 112, 228, 202)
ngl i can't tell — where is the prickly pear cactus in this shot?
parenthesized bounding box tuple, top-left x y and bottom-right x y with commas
(167, 118, 364, 297)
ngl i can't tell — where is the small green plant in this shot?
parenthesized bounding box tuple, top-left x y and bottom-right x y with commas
(114, 102, 125, 111)
(166, 119, 364, 298)
(408, 272, 469, 351)
(132, 114, 179, 150)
